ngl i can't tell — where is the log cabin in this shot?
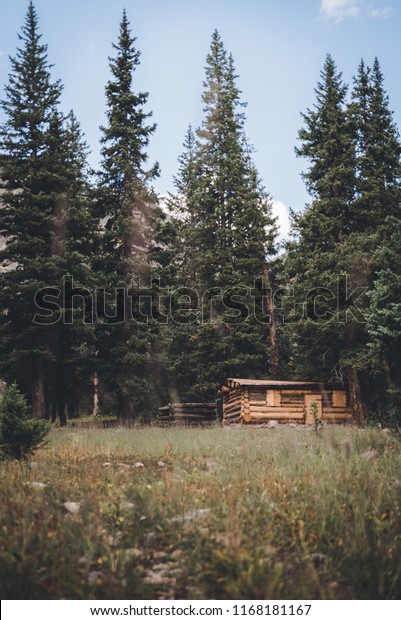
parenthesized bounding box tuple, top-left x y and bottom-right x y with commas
(222, 378, 352, 425)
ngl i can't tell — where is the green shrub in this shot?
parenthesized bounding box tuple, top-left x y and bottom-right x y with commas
(0, 383, 50, 459)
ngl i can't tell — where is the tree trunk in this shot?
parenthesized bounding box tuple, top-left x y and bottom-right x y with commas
(263, 265, 279, 379)
(118, 393, 134, 421)
(66, 394, 76, 419)
(58, 402, 67, 427)
(348, 367, 366, 425)
(92, 373, 99, 416)
(32, 361, 45, 419)
(56, 360, 68, 426)
(51, 401, 57, 423)
(45, 388, 50, 420)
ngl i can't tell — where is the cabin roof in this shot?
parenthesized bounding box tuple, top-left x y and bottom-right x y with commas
(226, 378, 345, 390)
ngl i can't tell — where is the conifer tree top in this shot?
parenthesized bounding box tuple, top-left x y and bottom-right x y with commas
(1, 1, 62, 159)
(100, 10, 159, 188)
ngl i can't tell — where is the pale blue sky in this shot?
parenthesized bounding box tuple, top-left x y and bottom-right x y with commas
(0, 0, 400, 235)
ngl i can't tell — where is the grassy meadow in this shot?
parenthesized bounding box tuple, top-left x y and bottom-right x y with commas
(1, 425, 401, 600)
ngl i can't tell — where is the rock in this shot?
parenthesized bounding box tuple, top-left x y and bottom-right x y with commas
(30, 481, 46, 489)
(88, 570, 104, 585)
(143, 570, 168, 584)
(120, 501, 135, 511)
(152, 563, 169, 572)
(267, 420, 279, 428)
(188, 508, 210, 520)
(125, 548, 142, 558)
(170, 549, 182, 560)
(260, 544, 277, 556)
(146, 573, 176, 589)
(361, 449, 377, 461)
(157, 460, 166, 468)
(205, 458, 220, 470)
(102, 462, 111, 468)
(64, 501, 81, 515)
(133, 462, 145, 468)
(172, 508, 210, 523)
(29, 461, 38, 469)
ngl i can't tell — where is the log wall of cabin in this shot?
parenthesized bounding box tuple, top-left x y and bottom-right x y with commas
(247, 388, 305, 422)
(223, 385, 353, 425)
(222, 388, 242, 424)
(322, 390, 352, 422)
(242, 388, 352, 424)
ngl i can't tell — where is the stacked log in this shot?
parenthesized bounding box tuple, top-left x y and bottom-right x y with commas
(157, 403, 217, 426)
(246, 388, 306, 424)
(222, 387, 242, 425)
(156, 405, 172, 425)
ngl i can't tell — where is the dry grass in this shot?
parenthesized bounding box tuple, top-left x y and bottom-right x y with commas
(1, 425, 401, 599)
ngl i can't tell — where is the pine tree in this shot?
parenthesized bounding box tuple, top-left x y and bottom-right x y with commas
(349, 58, 401, 232)
(284, 55, 369, 421)
(156, 125, 198, 288)
(369, 217, 401, 424)
(49, 111, 97, 424)
(191, 34, 275, 289)
(165, 31, 278, 401)
(347, 58, 401, 420)
(295, 55, 356, 246)
(0, 382, 50, 459)
(0, 4, 96, 422)
(285, 54, 401, 423)
(96, 10, 160, 420)
(0, 2, 65, 418)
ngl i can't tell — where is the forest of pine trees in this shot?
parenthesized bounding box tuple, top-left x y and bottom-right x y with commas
(1, 3, 401, 426)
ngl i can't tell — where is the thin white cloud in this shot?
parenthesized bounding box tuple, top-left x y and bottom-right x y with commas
(272, 200, 291, 241)
(320, 0, 361, 21)
(320, 0, 392, 21)
(369, 6, 392, 17)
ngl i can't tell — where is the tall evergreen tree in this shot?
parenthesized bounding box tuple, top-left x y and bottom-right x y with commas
(164, 31, 278, 401)
(0, 4, 96, 421)
(190, 34, 275, 289)
(283, 55, 367, 420)
(352, 59, 401, 423)
(0, 2, 65, 418)
(157, 125, 197, 288)
(348, 58, 401, 420)
(369, 217, 401, 424)
(349, 58, 401, 232)
(285, 54, 401, 423)
(295, 54, 356, 246)
(49, 111, 97, 424)
(96, 10, 160, 420)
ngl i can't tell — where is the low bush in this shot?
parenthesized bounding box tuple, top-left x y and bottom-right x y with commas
(0, 383, 50, 460)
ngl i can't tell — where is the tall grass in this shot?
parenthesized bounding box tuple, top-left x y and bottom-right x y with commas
(0, 426, 400, 599)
